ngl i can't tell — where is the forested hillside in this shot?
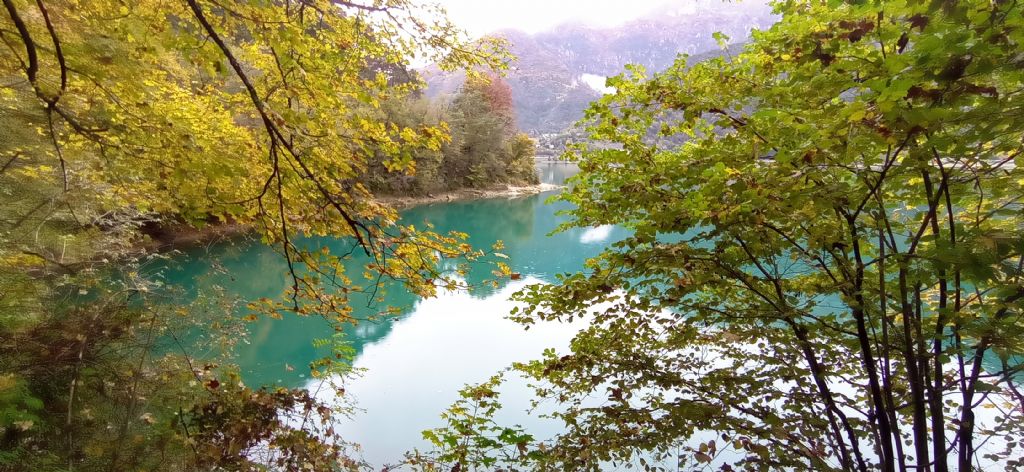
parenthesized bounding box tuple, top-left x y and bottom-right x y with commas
(363, 74, 538, 195)
(423, 0, 777, 145)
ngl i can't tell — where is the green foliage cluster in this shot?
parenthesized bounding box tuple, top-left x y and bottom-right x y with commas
(363, 74, 540, 196)
(424, 0, 1024, 470)
(413, 373, 538, 471)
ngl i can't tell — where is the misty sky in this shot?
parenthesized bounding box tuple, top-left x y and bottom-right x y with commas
(436, 0, 683, 37)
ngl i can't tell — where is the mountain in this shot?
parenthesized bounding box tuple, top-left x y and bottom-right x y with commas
(421, 0, 778, 148)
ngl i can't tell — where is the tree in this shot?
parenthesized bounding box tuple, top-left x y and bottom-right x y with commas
(0, 0, 508, 469)
(359, 72, 537, 195)
(362, 93, 450, 195)
(444, 74, 539, 188)
(488, 0, 1024, 470)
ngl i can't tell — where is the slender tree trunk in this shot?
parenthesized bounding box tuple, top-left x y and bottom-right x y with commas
(849, 220, 895, 472)
(897, 265, 930, 469)
(878, 229, 908, 472)
(788, 320, 868, 472)
(922, 170, 950, 472)
(958, 342, 986, 471)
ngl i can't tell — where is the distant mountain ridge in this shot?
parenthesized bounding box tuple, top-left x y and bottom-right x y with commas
(422, 0, 778, 140)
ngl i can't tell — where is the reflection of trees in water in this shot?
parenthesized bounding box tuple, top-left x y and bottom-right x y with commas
(156, 241, 290, 304)
(404, 196, 538, 245)
(217, 246, 291, 300)
(487, 197, 537, 242)
(536, 162, 580, 186)
(402, 196, 541, 298)
(152, 237, 425, 388)
(154, 190, 586, 388)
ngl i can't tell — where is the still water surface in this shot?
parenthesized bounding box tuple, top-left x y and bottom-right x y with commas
(158, 162, 626, 466)
(153, 161, 1015, 469)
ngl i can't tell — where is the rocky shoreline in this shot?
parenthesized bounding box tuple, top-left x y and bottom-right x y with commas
(143, 182, 562, 250)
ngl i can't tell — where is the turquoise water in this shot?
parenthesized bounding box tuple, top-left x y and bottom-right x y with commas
(147, 161, 1018, 468)
(153, 162, 629, 465)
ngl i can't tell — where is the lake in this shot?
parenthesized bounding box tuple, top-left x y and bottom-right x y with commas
(154, 162, 628, 466)
(150, 160, 1017, 470)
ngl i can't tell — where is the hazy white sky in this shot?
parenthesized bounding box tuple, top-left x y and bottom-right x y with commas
(435, 0, 677, 37)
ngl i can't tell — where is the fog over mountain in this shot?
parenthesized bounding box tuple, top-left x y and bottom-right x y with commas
(422, 0, 778, 142)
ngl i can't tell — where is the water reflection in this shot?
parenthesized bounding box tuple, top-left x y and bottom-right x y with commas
(151, 162, 635, 463)
(536, 160, 580, 186)
(152, 160, 1018, 468)
(321, 278, 588, 466)
(580, 224, 615, 244)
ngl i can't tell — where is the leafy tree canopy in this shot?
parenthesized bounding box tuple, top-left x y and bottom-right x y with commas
(1, 0, 510, 306)
(361, 73, 538, 195)
(1, 0, 509, 469)
(425, 0, 1024, 470)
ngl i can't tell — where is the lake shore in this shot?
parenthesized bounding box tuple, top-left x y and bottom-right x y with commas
(142, 182, 562, 251)
(375, 182, 561, 209)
